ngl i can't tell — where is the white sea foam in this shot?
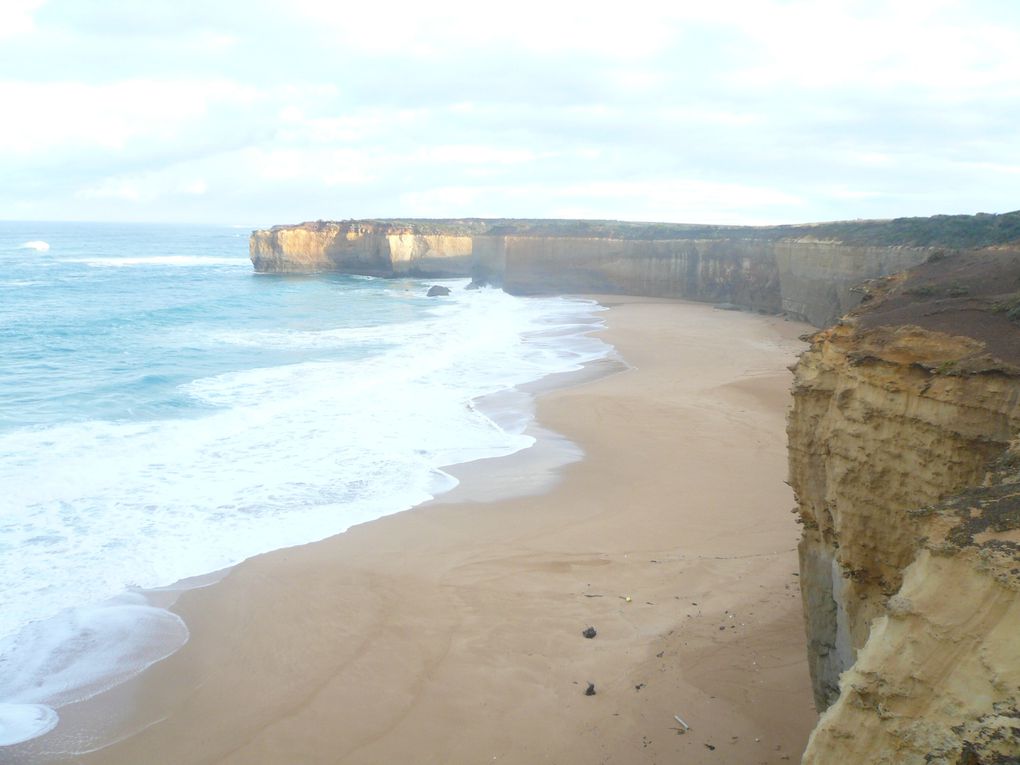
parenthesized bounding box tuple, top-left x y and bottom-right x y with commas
(0, 704, 58, 747)
(0, 280, 45, 288)
(211, 321, 403, 350)
(0, 596, 187, 749)
(18, 241, 49, 252)
(62, 255, 249, 267)
(0, 288, 610, 747)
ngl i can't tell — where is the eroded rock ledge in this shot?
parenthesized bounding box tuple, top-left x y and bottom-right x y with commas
(789, 248, 1020, 763)
(251, 214, 1020, 326)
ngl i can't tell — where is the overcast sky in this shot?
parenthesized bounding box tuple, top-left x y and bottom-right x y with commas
(2, 0, 1018, 226)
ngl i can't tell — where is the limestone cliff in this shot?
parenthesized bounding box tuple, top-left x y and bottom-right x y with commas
(789, 248, 1020, 763)
(253, 216, 988, 325)
(249, 220, 475, 277)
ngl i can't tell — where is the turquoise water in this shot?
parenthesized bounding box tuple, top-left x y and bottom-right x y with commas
(0, 222, 610, 749)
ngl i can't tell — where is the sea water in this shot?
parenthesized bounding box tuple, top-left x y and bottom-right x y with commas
(0, 222, 611, 748)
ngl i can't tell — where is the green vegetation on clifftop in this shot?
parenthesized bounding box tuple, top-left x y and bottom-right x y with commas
(279, 210, 1020, 248)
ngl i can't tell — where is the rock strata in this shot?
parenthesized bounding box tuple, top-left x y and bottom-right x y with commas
(789, 248, 1020, 763)
(249, 220, 474, 277)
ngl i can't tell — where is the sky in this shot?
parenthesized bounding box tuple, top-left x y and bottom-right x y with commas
(1, 0, 1018, 226)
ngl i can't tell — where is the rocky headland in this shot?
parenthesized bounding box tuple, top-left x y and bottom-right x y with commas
(250, 211, 1020, 762)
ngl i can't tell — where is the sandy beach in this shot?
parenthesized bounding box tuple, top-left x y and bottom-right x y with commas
(68, 296, 816, 764)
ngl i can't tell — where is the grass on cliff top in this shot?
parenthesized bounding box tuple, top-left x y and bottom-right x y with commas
(803, 210, 1020, 248)
(291, 210, 1020, 248)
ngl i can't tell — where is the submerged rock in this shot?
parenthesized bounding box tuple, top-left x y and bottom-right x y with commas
(426, 285, 451, 297)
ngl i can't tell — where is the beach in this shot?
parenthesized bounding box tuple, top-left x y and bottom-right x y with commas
(72, 296, 816, 764)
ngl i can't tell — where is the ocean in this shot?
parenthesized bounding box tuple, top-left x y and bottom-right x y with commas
(0, 222, 611, 749)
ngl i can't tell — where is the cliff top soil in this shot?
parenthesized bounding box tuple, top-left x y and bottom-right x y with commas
(264, 209, 1020, 247)
(854, 247, 1020, 366)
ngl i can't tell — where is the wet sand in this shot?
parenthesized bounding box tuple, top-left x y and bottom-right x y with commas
(77, 296, 817, 764)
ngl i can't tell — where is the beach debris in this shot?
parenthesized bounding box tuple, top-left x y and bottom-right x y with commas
(582, 626, 597, 639)
(673, 714, 690, 731)
(426, 285, 451, 297)
(584, 683, 596, 696)
(619, 595, 632, 603)
(705, 743, 716, 751)
(635, 683, 645, 691)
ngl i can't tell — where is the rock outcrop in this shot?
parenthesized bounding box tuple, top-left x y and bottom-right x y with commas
(789, 248, 1020, 763)
(249, 220, 476, 277)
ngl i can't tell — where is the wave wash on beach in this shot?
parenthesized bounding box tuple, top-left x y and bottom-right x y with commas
(0, 222, 612, 751)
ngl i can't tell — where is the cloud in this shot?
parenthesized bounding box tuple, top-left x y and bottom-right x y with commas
(1, 0, 1019, 223)
(0, 79, 259, 155)
(285, 0, 681, 58)
(0, 0, 44, 40)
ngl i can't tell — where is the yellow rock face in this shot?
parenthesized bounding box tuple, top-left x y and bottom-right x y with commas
(249, 222, 473, 276)
(790, 318, 1020, 763)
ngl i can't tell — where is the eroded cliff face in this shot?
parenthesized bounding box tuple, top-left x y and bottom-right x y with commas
(250, 221, 473, 277)
(250, 220, 933, 326)
(789, 249, 1020, 763)
(500, 236, 783, 311)
(775, 240, 930, 327)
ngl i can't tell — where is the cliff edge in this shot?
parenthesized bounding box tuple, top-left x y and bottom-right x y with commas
(249, 212, 1020, 326)
(789, 247, 1020, 763)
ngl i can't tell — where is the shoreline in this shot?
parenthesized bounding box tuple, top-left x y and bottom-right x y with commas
(32, 296, 815, 764)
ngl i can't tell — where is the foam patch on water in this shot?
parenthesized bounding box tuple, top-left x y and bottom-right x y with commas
(0, 280, 46, 288)
(62, 256, 249, 267)
(0, 596, 187, 748)
(0, 704, 59, 747)
(18, 241, 49, 252)
(211, 322, 407, 350)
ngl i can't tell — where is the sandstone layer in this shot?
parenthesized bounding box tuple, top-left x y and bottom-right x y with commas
(789, 248, 1020, 763)
(249, 220, 476, 277)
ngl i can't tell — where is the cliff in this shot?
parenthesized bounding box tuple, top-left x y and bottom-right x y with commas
(251, 213, 1020, 326)
(789, 248, 1020, 763)
(249, 220, 476, 277)
(500, 235, 932, 326)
